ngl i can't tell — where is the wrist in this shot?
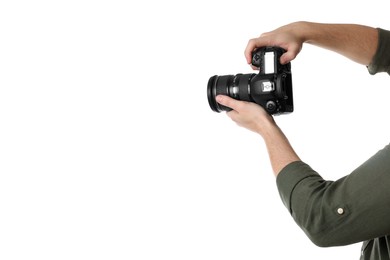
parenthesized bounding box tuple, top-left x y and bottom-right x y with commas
(255, 116, 278, 138)
(291, 21, 313, 43)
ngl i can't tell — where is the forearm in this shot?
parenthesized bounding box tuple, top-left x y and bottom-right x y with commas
(259, 123, 300, 177)
(297, 21, 378, 65)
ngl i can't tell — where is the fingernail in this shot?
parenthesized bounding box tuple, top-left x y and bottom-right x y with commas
(216, 95, 222, 103)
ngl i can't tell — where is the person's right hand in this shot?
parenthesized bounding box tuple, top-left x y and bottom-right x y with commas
(244, 22, 305, 66)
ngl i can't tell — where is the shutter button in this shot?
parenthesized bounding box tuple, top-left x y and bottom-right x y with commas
(337, 208, 344, 215)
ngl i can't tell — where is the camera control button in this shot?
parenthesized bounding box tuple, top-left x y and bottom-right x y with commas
(266, 101, 277, 112)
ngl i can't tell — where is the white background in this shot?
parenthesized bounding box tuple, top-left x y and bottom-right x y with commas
(1, 1, 389, 259)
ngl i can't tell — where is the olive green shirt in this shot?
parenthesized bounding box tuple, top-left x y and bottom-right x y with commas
(368, 28, 390, 75)
(276, 28, 390, 260)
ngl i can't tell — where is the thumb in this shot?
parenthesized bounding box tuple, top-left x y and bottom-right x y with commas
(280, 52, 295, 64)
(280, 45, 301, 64)
(216, 95, 238, 110)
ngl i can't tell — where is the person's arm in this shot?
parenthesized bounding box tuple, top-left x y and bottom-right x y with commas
(217, 21, 390, 248)
(215, 95, 299, 176)
(217, 95, 390, 247)
(276, 146, 390, 247)
(244, 21, 378, 66)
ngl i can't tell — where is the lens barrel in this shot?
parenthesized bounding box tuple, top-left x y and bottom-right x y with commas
(207, 74, 255, 112)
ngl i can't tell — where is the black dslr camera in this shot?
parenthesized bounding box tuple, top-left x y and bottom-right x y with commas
(207, 46, 293, 115)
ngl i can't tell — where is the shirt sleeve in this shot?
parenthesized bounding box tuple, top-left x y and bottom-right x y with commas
(276, 144, 390, 247)
(367, 28, 390, 75)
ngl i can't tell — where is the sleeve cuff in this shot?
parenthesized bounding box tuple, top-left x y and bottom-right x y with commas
(367, 28, 390, 75)
(276, 161, 321, 214)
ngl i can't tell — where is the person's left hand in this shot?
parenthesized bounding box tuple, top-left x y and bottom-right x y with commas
(216, 95, 276, 136)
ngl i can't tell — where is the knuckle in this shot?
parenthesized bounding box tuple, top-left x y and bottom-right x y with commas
(247, 38, 257, 48)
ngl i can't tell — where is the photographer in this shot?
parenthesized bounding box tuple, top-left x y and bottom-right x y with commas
(216, 21, 390, 260)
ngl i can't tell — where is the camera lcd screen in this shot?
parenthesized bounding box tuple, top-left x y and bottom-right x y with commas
(264, 52, 275, 74)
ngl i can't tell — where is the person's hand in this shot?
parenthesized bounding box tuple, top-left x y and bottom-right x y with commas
(216, 95, 276, 136)
(244, 22, 305, 66)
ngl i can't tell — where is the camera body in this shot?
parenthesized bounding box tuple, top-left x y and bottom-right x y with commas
(207, 46, 293, 115)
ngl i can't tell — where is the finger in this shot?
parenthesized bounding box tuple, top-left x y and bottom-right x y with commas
(280, 49, 297, 64)
(280, 44, 301, 64)
(216, 95, 240, 111)
(280, 52, 293, 64)
(226, 109, 239, 121)
(244, 39, 257, 64)
(244, 38, 265, 64)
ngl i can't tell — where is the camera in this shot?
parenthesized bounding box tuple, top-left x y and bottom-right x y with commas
(207, 46, 294, 115)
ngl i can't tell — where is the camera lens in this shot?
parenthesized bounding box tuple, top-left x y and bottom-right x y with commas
(207, 75, 233, 112)
(207, 74, 255, 112)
